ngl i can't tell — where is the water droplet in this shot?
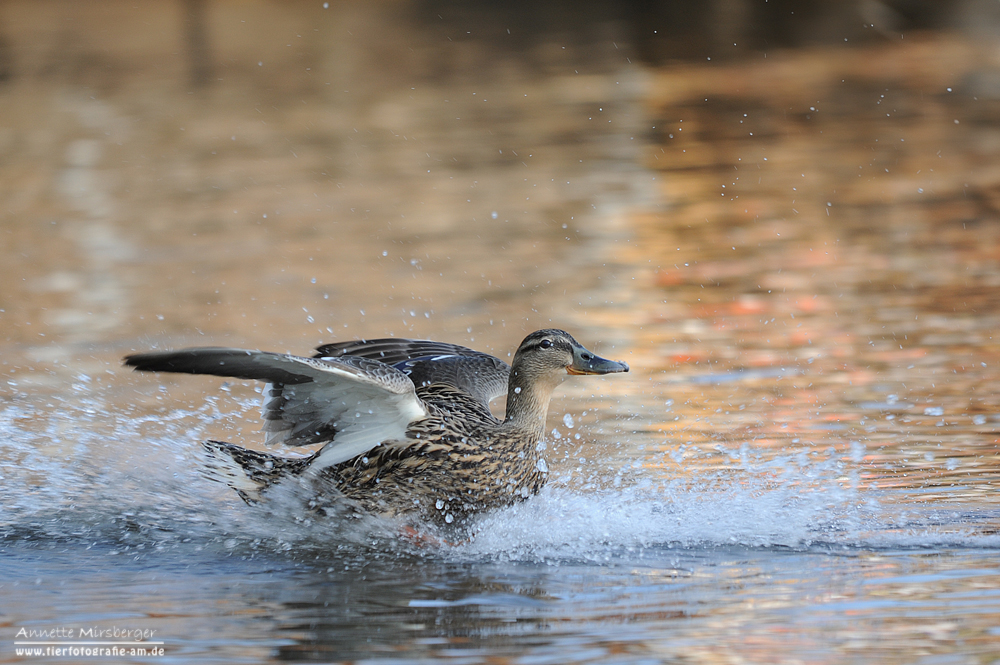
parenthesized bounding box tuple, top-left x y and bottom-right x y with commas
(923, 406, 944, 417)
(491, 211, 498, 219)
(551, 428, 561, 440)
(846, 442, 865, 464)
(435, 499, 444, 510)
(445, 513, 454, 524)
(514, 387, 521, 394)
(535, 458, 548, 473)
(562, 413, 575, 428)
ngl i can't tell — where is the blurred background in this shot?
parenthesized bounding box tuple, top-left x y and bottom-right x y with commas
(2, 0, 1000, 482)
(3, 0, 1000, 467)
(4, 3, 1000, 662)
(2, 0, 999, 360)
(1, 0, 998, 449)
(0, 0, 1000, 452)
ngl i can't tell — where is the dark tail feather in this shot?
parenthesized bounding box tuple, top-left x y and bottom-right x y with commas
(201, 440, 313, 504)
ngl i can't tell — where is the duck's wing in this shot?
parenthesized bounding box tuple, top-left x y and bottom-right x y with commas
(392, 354, 509, 406)
(124, 348, 427, 466)
(314, 337, 489, 365)
(314, 337, 511, 405)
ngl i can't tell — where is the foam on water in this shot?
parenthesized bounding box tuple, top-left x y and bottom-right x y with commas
(2, 396, 997, 562)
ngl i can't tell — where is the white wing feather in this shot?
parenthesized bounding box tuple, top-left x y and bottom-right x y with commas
(124, 348, 427, 468)
(252, 355, 428, 468)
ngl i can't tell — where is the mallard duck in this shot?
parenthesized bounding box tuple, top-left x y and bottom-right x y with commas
(123, 329, 628, 526)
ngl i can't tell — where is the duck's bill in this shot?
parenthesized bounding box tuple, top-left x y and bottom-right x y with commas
(567, 351, 630, 375)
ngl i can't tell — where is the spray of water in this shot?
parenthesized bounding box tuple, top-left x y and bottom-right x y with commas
(2, 389, 993, 561)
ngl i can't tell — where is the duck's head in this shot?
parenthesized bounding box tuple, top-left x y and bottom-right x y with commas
(512, 329, 629, 380)
(504, 329, 628, 428)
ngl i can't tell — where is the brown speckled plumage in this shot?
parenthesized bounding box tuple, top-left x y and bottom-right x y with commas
(324, 384, 549, 525)
(125, 329, 628, 526)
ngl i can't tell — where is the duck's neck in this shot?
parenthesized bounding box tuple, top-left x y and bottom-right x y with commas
(502, 367, 563, 436)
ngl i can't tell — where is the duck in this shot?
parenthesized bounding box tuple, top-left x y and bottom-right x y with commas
(123, 329, 628, 526)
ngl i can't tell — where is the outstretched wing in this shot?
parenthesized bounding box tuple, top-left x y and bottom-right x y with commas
(124, 347, 427, 466)
(314, 337, 510, 405)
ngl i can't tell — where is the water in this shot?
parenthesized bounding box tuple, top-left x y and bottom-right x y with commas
(10, 545, 1000, 664)
(3, 3, 1000, 663)
(4, 378, 999, 662)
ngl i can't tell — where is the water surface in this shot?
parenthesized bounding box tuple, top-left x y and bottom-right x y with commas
(2, 3, 1000, 663)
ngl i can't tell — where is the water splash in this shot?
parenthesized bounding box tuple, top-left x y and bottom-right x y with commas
(456, 460, 878, 562)
(2, 395, 996, 562)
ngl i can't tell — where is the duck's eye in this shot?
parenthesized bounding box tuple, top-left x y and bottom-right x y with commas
(539, 339, 553, 349)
